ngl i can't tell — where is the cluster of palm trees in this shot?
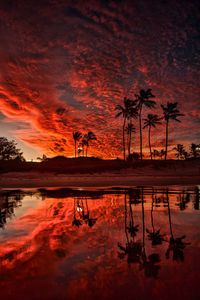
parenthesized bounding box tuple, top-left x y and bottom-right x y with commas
(115, 89, 184, 160)
(172, 143, 200, 160)
(73, 131, 97, 157)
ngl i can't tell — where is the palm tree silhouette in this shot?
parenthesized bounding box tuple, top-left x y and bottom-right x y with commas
(73, 131, 82, 158)
(161, 102, 184, 160)
(165, 188, 190, 262)
(146, 189, 165, 245)
(80, 138, 88, 157)
(135, 89, 156, 160)
(143, 114, 161, 160)
(115, 97, 137, 160)
(190, 143, 200, 158)
(118, 192, 142, 265)
(159, 149, 165, 160)
(139, 187, 161, 279)
(152, 149, 159, 160)
(125, 123, 136, 157)
(83, 131, 97, 157)
(173, 144, 185, 160)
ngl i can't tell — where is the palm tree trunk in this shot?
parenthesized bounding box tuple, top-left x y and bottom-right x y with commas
(75, 141, 76, 158)
(149, 126, 152, 160)
(86, 146, 88, 157)
(122, 117, 126, 160)
(139, 110, 142, 160)
(127, 131, 129, 157)
(129, 130, 132, 156)
(165, 120, 168, 160)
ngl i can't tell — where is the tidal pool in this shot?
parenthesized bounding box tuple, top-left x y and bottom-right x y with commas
(0, 186, 199, 300)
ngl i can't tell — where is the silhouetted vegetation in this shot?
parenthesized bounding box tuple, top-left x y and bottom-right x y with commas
(0, 137, 24, 161)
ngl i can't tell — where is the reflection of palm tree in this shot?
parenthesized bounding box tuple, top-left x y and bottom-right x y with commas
(73, 198, 97, 228)
(194, 187, 199, 210)
(135, 89, 156, 160)
(161, 102, 184, 160)
(143, 114, 161, 160)
(146, 190, 165, 245)
(127, 193, 139, 237)
(118, 192, 142, 265)
(139, 253, 160, 279)
(176, 190, 190, 211)
(72, 199, 82, 227)
(139, 188, 161, 279)
(166, 189, 190, 262)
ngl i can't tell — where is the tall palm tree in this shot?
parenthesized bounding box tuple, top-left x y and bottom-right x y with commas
(73, 131, 82, 158)
(81, 138, 88, 157)
(126, 123, 136, 157)
(173, 144, 185, 160)
(115, 97, 137, 160)
(161, 102, 184, 160)
(143, 114, 161, 160)
(84, 131, 97, 157)
(135, 89, 156, 160)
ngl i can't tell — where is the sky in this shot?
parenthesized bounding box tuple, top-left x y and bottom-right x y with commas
(0, 0, 199, 160)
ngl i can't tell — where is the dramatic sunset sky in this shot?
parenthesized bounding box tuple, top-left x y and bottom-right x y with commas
(0, 0, 199, 160)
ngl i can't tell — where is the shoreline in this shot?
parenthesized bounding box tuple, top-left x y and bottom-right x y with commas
(0, 172, 199, 188)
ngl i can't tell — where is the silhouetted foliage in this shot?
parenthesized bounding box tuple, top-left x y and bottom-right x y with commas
(127, 152, 140, 161)
(0, 137, 24, 161)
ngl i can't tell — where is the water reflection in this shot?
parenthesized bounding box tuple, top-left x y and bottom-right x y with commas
(0, 186, 199, 300)
(73, 197, 97, 227)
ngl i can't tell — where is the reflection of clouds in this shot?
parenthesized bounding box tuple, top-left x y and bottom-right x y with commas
(0, 1, 199, 157)
(0, 188, 199, 299)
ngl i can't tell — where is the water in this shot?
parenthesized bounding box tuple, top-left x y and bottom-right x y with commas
(0, 186, 199, 300)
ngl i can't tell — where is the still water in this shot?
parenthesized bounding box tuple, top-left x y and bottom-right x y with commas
(0, 186, 199, 300)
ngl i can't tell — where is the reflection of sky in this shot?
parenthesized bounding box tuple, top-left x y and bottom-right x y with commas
(0, 187, 199, 300)
(0, 195, 40, 242)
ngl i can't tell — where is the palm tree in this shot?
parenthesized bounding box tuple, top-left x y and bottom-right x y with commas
(81, 138, 88, 157)
(190, 143, 200, 158)
(152, 149, 159, 160)
(73, 131, 82, 158)
(115, 97, 137, 160)
(143, 114, 161, 160)
(126, 123, 136, 157)
(159, 149, 165, 160)
(173, 144, 185, 160)
(135, 89, 156, 160)
(83, 131, 97, 157)
(161, 102, 184, 160)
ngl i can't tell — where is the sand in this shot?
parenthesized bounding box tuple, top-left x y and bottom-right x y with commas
(0, 168, 199, 188)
